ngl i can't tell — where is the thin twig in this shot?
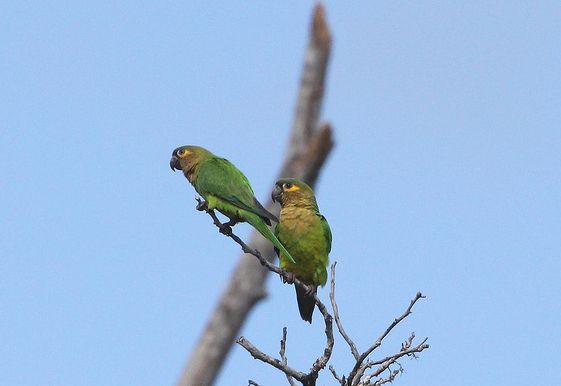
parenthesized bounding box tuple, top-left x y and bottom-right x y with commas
(330, 262, 360, 360)
(346, 292, 426, 386)
(197, 201, 304, 284)
(279, 328, 296, 386)
(363, 292, 425, 360)
(366, 364, 402, 386)
(237, 336, 307, 381)
(368, 338, 430, 370)
(329, 365, 344, 385)
(364, 336, 429, 375)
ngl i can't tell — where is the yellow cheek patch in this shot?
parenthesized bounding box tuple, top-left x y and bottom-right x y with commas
(177, 149, 192, 158)
(284, 185, 300, 193)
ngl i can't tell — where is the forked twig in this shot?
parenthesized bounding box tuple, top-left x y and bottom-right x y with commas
(346, 293, 428, 386)
(279, 328, 297, 386)
(330, 262, 360, 360)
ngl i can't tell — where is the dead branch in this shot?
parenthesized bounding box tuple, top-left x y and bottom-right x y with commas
(329, 365, 343, 384)
(355, 333, 428, 386)
(364, 363, 402, 386)
(279, 328, 297, 386)
(330, 262, 360, 360)
(326, 269, 429, 386)
(176, 4, 333, 386)
(237, 336, 307, 381)
(345, 293, 429, 386)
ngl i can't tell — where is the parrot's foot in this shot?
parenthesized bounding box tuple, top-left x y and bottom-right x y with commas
(223, 219, 238, 228)
(218, 223, 232, 236)
(305, 284, 317, 297)
(281, 271, 295, 284)
(217, 219, 238, 235)
(195, 198, 208, 211)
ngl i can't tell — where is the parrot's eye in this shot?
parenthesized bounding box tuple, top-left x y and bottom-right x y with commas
(177, 149, 189, 158)
(282, 182, 300, 193)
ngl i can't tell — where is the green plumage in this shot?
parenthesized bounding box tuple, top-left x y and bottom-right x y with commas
(272, 178, 331, 323)
(170, 145, 296, 264)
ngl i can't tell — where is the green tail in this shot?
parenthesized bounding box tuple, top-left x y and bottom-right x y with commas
(248, 215, 296, 264)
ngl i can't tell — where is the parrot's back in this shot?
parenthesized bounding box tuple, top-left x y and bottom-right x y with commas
(194, 157, 278, 224)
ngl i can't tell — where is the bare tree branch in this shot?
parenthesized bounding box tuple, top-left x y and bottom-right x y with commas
(238, 336, 307, 381)
(279, 328, 297, 386)
(346, 293, 427, 386)
(288, 3, 332, 159)
(329, 365, 344, 385)
(357, 334, 428, 386)
(364, 363, 402, 386)
(326, 270, 429, 386)
(330, 262, 360, 360)
(176, 4, 333, 386)
(366, 335, 428, 371)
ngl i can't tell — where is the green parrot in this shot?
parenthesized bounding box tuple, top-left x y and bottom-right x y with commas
(170, 145, 296, 264)
(272, 178, 331, 323)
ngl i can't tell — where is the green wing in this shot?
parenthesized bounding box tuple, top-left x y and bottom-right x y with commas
(320, 214, 332, 254)
(195, 157, 277, 223)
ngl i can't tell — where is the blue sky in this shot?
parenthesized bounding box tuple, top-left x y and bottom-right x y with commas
(2, 1, 560, 385)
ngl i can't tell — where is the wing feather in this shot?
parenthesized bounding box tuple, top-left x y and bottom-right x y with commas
(320, 215, 332, 254)
(196, 157, 277, 223)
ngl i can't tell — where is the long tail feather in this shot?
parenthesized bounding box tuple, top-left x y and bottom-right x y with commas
(248, 215, 296, 264)
(295, 284, 316, 323)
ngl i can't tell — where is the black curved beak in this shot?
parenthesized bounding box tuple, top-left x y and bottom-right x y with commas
(271, 185, 282, 203)
(170, 155, 180, 171)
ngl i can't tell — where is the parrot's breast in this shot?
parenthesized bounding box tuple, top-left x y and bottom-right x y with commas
(277, 206, 328, 286)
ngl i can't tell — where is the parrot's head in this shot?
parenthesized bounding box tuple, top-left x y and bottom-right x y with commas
(170, 145, 213, 181)
(272, 178, 317, 208)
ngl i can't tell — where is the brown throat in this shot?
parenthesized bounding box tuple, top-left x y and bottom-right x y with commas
(183, 164, 197, 183)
